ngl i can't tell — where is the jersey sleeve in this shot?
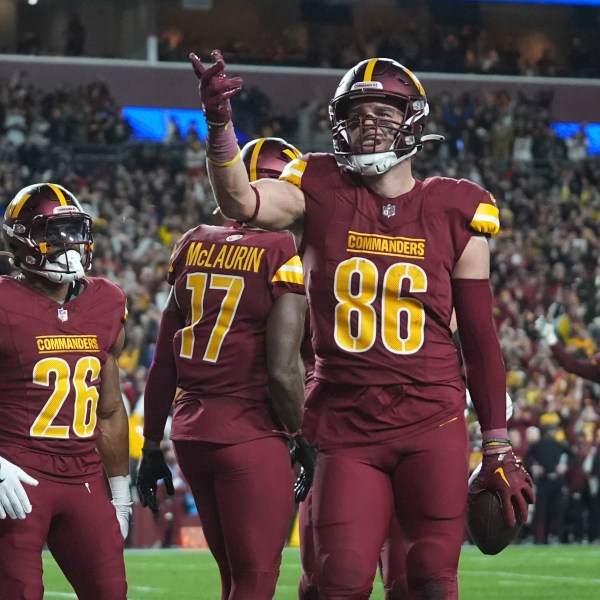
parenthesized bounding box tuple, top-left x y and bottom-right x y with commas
(279, 156, 308, 189)
(266, 234, 305, 300)
(94, 278, 128, 348)
(167, 230, 193, 285)
(468, 191, 500, 236)
(279, 153, 337, 192)
(457, 179, 500, 237)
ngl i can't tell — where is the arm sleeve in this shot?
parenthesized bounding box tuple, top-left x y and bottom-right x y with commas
(452, 278, 507, 435)
(551, 344, 600, 383)
(143, 308, 184, 443)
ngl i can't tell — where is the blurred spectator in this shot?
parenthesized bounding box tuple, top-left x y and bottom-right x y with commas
(2, 70, 600, 547)
(525, 424, 571, 544)
(164, 116, 183, 145)
(65, 11, 86, 57)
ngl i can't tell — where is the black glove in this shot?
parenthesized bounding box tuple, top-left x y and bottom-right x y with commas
(136, 449, 175, 514)
(290, 436, 317, 503)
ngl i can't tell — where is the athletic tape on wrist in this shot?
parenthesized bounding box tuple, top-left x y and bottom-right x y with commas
(206, 122, 240, 166)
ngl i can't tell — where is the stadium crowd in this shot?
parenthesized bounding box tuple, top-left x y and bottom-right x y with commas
(1, 66, 600, 548)
(9, 10, 598, 78)
(162, 22, 598, 78)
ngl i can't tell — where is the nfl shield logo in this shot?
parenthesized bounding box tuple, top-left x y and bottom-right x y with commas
(382, 204, 396, 218)
(57, 308, 68, 322)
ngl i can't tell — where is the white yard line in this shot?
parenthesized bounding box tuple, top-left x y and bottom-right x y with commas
(461, 569, 600, 585)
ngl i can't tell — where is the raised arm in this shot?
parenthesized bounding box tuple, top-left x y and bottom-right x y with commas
(535, 316, 600, 383)
(189, 50, 305, 231)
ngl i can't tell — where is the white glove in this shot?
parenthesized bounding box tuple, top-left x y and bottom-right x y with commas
(0, 456, 39, 519)
(534, 316, 559, 347)
(109, 475, 132, 539)
(506, 392, 514, 421)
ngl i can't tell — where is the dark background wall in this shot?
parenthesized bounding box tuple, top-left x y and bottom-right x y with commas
(1, 55, 599, 122)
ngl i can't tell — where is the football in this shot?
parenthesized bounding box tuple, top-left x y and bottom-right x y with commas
(466, 490, 523, 555)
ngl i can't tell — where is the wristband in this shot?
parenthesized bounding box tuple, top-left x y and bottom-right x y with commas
(482, 428, 509, 443)
(108, 475, 132, 504)
(483, 438, 510, 446)
(483, 444, 511, 456)
(206, 122, 240, 166)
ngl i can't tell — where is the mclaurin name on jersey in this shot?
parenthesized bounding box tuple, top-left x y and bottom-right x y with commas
(347, 231, 425, 259)
(185, 241, 266, 272)
(36, 335, 100, 353)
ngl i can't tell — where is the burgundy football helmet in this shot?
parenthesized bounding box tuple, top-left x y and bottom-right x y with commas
(329, 58, 443, 175)
(2, 183, 93, 283)
(241, 137, 301, 181)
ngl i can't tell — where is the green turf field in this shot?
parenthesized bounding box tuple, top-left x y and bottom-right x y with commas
(42, 544, 600, 599)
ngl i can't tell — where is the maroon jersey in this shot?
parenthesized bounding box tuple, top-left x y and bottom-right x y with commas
(281, 154, 500, 443)
(0, 276, 127, 482)
(166, 224, 304, 443)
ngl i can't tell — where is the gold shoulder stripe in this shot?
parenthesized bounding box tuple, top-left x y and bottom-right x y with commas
(280, 158, 307, 189)
(272, 255, 304, 285)
(470, 202, 500, 236)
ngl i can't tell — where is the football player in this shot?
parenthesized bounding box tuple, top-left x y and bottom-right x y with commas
(535, 315, 600, 383)
(137, 137, 315, 600)
(299, 318, 516, 599)
(0, 183, 130, 599)
(189, 51, 536, 599)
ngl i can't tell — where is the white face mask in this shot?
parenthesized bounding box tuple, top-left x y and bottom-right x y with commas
(346, 148, 418, 176)
(341, 134, 444, 176)
(24, 249, 85, 283)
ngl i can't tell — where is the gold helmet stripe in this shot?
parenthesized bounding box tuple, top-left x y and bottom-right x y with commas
(47, 183, 68, 206)
(363, 59, 378, 82)
(401, 66, 425, 96)
(283, 147, 301, 161)
(7, 194, 31, 218)
(249, 138, 267, 182)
